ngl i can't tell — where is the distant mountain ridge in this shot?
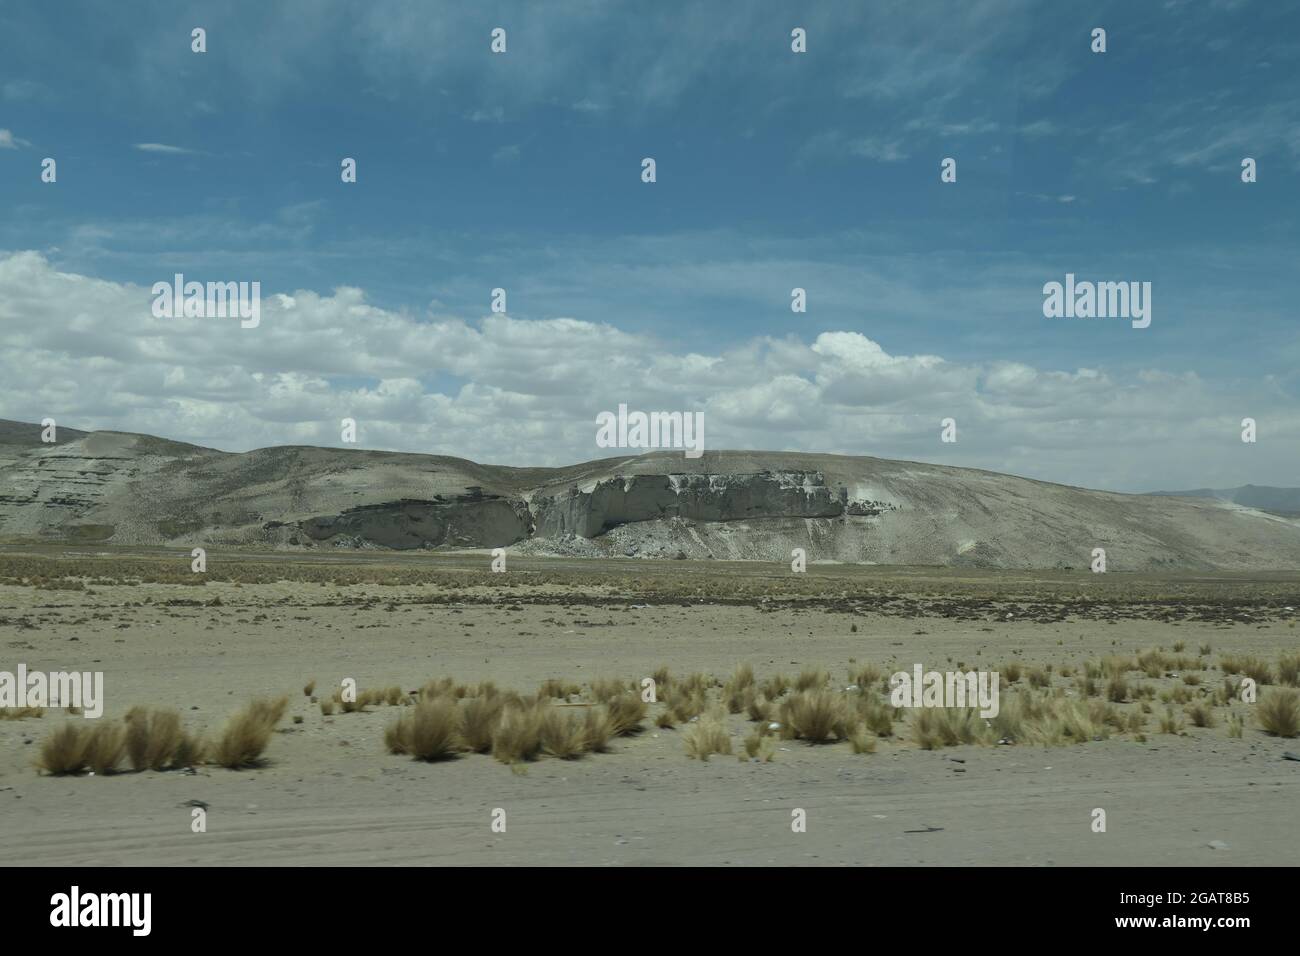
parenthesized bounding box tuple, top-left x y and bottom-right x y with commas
(1146, 485, 1300, 518)
(3, 419, 1300, 571)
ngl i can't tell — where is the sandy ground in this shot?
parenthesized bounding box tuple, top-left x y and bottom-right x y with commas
(1, 550, 1297, 866)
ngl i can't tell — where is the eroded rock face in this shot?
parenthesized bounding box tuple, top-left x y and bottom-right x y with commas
(531, 472, 870, 538)
(295, 496, 532, 550)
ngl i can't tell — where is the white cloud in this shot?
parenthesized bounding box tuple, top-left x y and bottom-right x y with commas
(0, 128, 31, 149)
(133, 143, 197, 155)
(0, 251, 1294, 492)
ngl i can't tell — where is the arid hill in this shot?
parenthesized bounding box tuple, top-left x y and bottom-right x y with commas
(2, 419, 1299, 570)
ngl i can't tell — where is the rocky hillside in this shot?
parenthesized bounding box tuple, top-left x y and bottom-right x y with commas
(3, 419, 1300, 570)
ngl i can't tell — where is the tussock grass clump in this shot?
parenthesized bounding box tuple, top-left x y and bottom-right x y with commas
(1185, 701, 1216, 728)
(740, 729, 774, 761)
(780, 689, 853, 743)
(654, 709, 677, 729)
(319, 697, 335, 716)
(849, 725, 878, 754)
(39, 709, 203, 775)
(745, 691, 772, 722)
(540, 707, 591, 759)
(588, 677, 630, 702)
(581, 707, 613, 753)
(684, 714, 732, 760)
(387, 698, 461, 760)
(850, 663, 884, 688)
(912, 707, 992, 750)
(991, 694, 1119, 746)
(538, 678, 581, 699)
(303, 679, 316, 697)
(213, 696, 288, 769)
(729, 663, 755, 691)
(1220, 655, 1273, 685)
(491, 702, 545, 764)
(1101, 656, 1134, 680)
(37, 723, 89, 775)
(419, 677, 457, 701)
(1105, 676, 1129, 703)
(760, 673, 791, 700)
(795, 667, 829, 692)
(722, 664, 756, 713)
(1026, 665, 1051, 689)
(125, 707, 203, 771)
(1002, 662, 1023, 684)
(605, 693, 647, 736)
(1181, 672, 1202, 686)
(458, 695, 505, 753)
(84, 721, 127, 774)
(852, 691, 895, 736)
(1159, 706, 1185, 735)
(1277, 653, 1300, 688)
(1228, 713, 1244, 738)
(1258, 688, 1300, 738)
(1137, 649, 1168, 679)
(665, 684, 707, 723)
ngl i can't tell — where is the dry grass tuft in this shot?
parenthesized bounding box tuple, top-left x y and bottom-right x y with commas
(911, 707, 993, 749)
(37, 723, 89, 775)
(588, 677, 630, 702)
(795, 667, 830, 692)
(1185, 700, 1216, 728)
(780, 689, 852, 743)
(540, 707, 590, 759)
(123, 706, 205, 771)
(1105, 676, 1129, 703)
(850, 662, 884, 688)
(1258, 688, 1300, 738)
(760, 673, 791, 699)
(604, 693, 647, 736)
(303, 679, 316, 697)
(458, 695, 505, 753)
(538, 678, 582, 699)
(212, 696, 288, 769)
(849, 725, 878, 754)
(491, 701, 545, 764)
(1159, 706, 1185, 735)
(684, 714, 732, 760)
(1220, 654, 1273, 685)
(84, 721, 127, 773)
(1278, 653, 1300, 688)
(387, 698, 461, 760)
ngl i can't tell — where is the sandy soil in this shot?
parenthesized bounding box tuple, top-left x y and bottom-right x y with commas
(1, 550, 1297, 866)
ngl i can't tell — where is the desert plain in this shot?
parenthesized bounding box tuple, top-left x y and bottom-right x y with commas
(1, 546, 1297, 866)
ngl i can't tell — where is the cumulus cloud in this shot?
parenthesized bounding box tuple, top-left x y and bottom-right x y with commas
(0, 251, 1294, 491)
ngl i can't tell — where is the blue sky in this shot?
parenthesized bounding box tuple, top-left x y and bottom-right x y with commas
(0, 0, 1297, 490)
